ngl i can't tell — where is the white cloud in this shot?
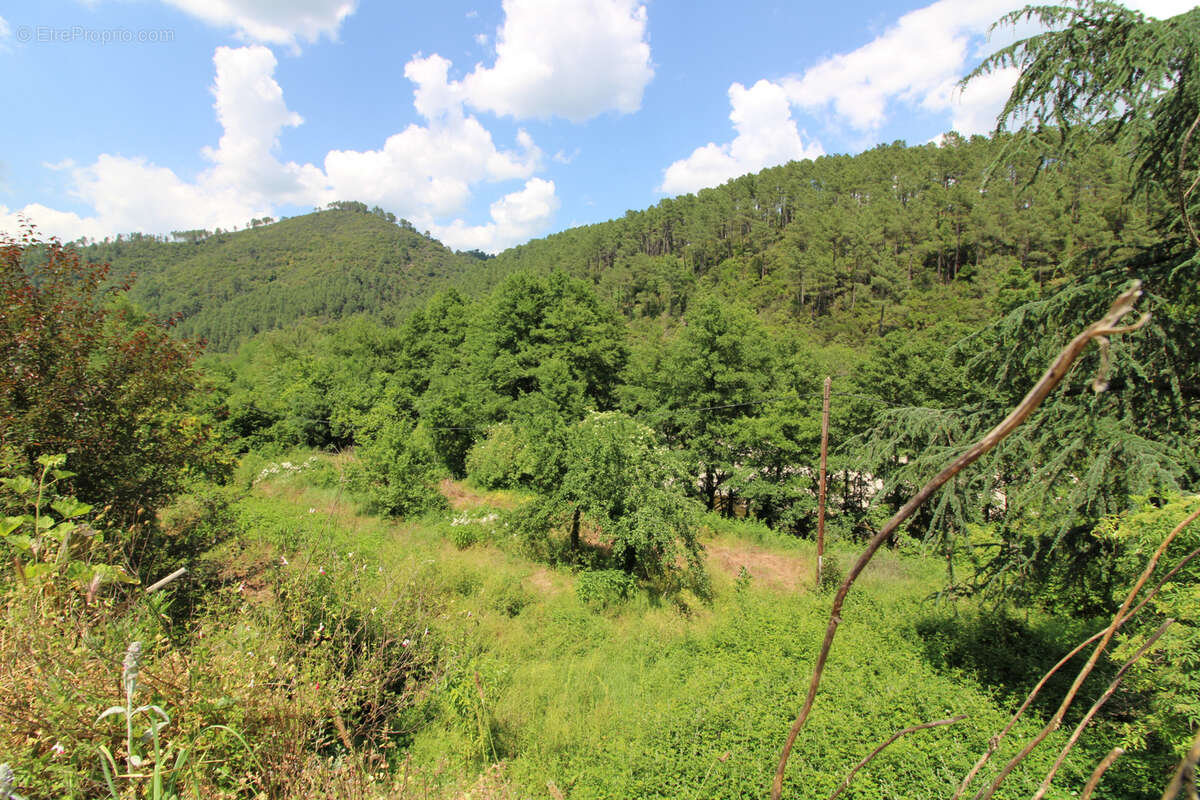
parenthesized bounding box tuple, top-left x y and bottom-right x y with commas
(781, 0, 1017, 134)
(4, 45, 329, 241)
(426, 0, 653, 122)
(0, 15, 10, 47)
(160, 0, 355, 48)
(322, 114, 540, 220)
(778, 0, 1200, 141)
(322, 52, 542, 224)
(659, 80, 824, 195)
(203, 45, 329, 204)
(429, 177, 559, 253)
(4, 44, 556, 252)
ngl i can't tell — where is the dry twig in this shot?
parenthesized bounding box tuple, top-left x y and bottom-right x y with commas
(1161, 728, 1200, 800)
(975, 505, 1200, 800)
(954, 529, 1200, 799)
(1080, 747, 1124, 800)
(826, 715, 966, 800)
(1031, 619, 1174, 800)
(770, 281, 1148, 800)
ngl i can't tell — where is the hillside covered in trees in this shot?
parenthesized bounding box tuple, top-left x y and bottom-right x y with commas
(2, 2, 1199, 798)
(83, 133, 1162, 353)
(77, 202, 492, 351)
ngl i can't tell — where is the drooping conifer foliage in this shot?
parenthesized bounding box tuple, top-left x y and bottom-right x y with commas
(860, 1, 1200, 604)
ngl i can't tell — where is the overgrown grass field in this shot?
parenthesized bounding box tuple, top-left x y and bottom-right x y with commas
(233, 457, 1131, 798)
(0, 452, 1168, 798)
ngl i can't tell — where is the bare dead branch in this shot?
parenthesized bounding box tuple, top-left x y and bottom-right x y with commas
(954, 528, 1200, 800)
(955, 522, 1200, 796)
(975, 504, 1200, 800)
(1032, 619, 1175, 800)
(826, 715, 966, 800)
(1080, 747, 1124, 800)
(145, 567, 187, 594)
(770, 281, 1148, 800)
(1161, 728, 1200, 800)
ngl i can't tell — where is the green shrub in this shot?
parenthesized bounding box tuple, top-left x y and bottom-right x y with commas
(817, 551, 843, 593)
(575, 569, 637, 609)
(347, 420, 446, 518)
(465, 424, 529, 490)
(0, 231, 232, 529)
(489, 578, 531, 618)
(447, 524, 479, 550)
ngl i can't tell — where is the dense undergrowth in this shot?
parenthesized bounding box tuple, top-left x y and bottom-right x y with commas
(5, 450, 1177, 798)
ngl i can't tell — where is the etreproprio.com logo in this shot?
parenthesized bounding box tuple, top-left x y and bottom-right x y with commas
(16, 25, 176, 45)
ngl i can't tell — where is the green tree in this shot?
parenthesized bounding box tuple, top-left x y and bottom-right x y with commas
(0, 229, 228, 529)
(970, 1, 1200, 246)
(645, 297, 776, 512)
(863, 0, 1200, 598)
(560, 412, 705, 591)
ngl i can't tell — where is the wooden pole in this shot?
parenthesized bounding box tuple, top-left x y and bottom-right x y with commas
(816, 376, 831, 587)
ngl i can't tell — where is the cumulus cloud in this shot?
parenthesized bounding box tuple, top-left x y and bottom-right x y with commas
(429, 177, 559, 253)
(406, 0, 652, 124)
(0, 15, 11, 47)
(203, 45, 329, 205)
(1, 48, 306, 240)
(161, 0, 356, 48)
(3, 43, 555, 253)
(779, 0, 1200, 140)
(659, 80, 824, 195)
(320, 52, 542, 233)
(459, 0, 653, 121)
(781, 0, 1017, 135)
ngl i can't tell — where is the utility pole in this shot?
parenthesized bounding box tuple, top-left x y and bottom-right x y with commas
(816, 376, 831, 587)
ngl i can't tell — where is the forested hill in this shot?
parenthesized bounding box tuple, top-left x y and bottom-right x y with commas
(487, 133, 1162, 341)
(80, 132, 1162, 352)
(79, 206, 491, 351)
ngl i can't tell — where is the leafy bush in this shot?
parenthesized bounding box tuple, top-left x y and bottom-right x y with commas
(575, 569, 637, 609)
(0, 454, 135, 597)
(465, 424, 531, 490)
(817, 552, 844, 593)
(347, 418, 445, 518)
(0, 229, 230, 529)
(447, 524, 479, 550)
(489, 578, 532, 617)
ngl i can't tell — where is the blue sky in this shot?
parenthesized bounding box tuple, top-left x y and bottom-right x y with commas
(0, 0, 1191, 252)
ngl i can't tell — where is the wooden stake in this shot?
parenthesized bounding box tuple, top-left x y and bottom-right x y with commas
(816, 375, 831, 587)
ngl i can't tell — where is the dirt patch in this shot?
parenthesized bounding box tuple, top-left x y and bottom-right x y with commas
(525, 566, 566, 597)
(440, 479, 521, 511)
(705, 539, 814, 593)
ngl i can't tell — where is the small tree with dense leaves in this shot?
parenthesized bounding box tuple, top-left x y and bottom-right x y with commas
(0, 226, 228, 535)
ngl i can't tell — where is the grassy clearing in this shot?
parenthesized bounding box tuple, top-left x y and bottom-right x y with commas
(236, 466, 1126, 799)
(0, 457, 1150, 798)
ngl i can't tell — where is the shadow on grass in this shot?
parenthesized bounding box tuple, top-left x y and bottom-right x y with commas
(912, 610, 1113, 720)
